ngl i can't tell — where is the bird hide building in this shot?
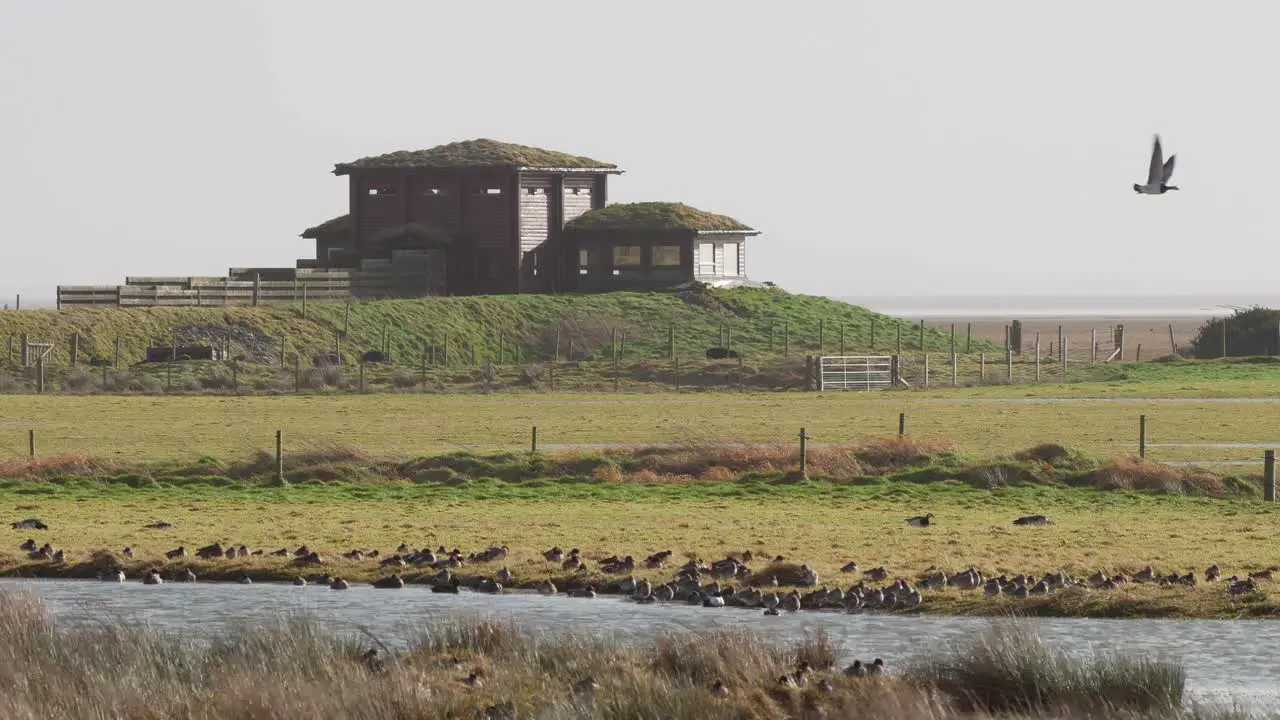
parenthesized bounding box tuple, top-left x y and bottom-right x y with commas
(58, 139, 762, 307)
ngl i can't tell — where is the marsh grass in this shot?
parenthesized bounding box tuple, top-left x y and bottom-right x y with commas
(912, 623, 1185, 715)
(0, 590, 1249, 719)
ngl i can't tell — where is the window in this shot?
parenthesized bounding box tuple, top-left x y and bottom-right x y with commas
(723, 243, 740, 276)
(367, 185, 397, 196)
(652, 245, 681, 267)
(698, 242, 716, 275)
(422, 187, 450, 197)
(613, 245, 641, 267)
(525, 187, 546, 195)
(579, 249, 591, 275)
(471, 187, 503, 196)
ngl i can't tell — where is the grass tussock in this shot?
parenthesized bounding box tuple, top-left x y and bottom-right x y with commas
(1093, 457, 1230, 497)
(912, 623, 1185, 715)
(0, 454, 119, 481)
(0, 589, 1246, 720)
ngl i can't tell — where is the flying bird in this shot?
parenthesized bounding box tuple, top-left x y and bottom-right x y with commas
(1133, 135, 1178, 194)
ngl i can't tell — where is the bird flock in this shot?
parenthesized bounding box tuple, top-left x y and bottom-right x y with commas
(9, 511, 1272, 607)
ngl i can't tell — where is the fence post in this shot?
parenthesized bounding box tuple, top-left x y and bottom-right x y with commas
(359, 362, 365, 393)
(1136, 344, 1142, 363)
(898, 413, 905, 436)
(979, 353, 986, 382)
(294, 355, 301, 393)
(36, 358, 45, 393)
(28, 429, 35, 458)
(343, 303, 351, 336)
(21, 334, 29, 367)
(951, 351, 958, 387)
(949, 323, 955, 356)
(965, 323, 972, 354)
(1139, 415, 1147, 459)
(804, 356, 815, 391)
(70, 333, 79, 366)
(922, 353, 929, 389)
(839, 324, 845, 356)
(818, 319, 824, 351)
(870, 317, 876, 348)
(1035, 333, 1041, 382)
(253, 274, 261, 306)
(668, 325, 675, 359)
(275, 430, 285, 485)
(531, 426, 538, 454)
(114, 337, 122, 368)
(1265, 450, 1276, 502)
(673, 356, 680, 392)
(279, 336, 286, 368)
(918, 320, 925, 351)
(799, 428, 809, 478)
(1006, 348, 1013, 383)
(784, 321, 790, 357)
(1091, 329, 1097, 365)
(1062, 337, 1069, 375)
(896, 322, 902, 355)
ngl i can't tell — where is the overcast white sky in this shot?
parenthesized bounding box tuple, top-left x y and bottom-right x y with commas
(1, 1, 1276, 305)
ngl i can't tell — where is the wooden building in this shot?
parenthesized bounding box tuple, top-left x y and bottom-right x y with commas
(322, 138, 622, 295)
(548, 202, 759, 292)
(59, 139, 766, 306)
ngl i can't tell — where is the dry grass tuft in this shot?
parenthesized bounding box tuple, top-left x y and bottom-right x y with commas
(0, 454, 118, 481)
(1092, 458, 1229, 497)
(854, 436, 956, 470)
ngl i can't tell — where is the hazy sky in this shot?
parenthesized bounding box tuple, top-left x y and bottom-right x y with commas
(1, 2, 1276, 304)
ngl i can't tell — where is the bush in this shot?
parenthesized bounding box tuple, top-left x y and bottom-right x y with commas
(1190, 307, 1280, 358)
(0, 374, 21, 392)
(200, 372, 236, 390)
(61, 370, 98, 393)
(391, 371, 418, 389)
(520, 363, 546, 385)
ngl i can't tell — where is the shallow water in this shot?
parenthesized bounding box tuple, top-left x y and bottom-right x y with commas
(9, 578, 1280, 712)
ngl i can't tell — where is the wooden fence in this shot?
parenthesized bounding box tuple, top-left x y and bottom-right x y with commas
(57, 272, 356, 308)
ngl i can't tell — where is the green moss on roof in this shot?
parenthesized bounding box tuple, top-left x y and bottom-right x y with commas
(336, 139, 616, 173)
(300, 214, 351, 239)
(566, 202, 755, 233)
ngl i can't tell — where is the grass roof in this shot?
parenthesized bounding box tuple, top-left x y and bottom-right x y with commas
(566, 202, 755, 233)
(300, 214, 351, 239)
(335, 139, 617, 173)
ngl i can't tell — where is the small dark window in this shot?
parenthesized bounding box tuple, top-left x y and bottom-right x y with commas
(578, 249, 590, 275)
(367, 185, 398, 196)
(422, 187, 450, 197)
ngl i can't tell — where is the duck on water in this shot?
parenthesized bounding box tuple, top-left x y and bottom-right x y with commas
(1133, 134, 1178, 194)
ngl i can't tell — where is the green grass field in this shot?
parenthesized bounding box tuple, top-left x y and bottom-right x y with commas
(1, 382, 1278, 463)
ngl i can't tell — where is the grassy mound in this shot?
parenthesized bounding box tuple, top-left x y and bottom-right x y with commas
(0, 287, 994, 368)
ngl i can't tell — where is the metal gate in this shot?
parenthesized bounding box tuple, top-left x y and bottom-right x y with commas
(818, 355, 895, 391)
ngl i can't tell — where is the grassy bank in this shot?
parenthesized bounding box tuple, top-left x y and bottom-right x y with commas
(1, 443, 1277, 619)
(0, 286, 996, 367)
(3, 386, 1280, 463)
(0, 589, 1230, 719)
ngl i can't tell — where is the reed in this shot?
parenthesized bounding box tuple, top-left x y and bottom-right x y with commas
(0, 589, 1248, 719)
